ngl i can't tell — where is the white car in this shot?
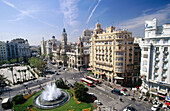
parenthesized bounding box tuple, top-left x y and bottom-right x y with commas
(123, 107, 137, 111)
(120, 91, 127, 96)
(151, 104, 160, 111)
(94, 100, 102, 105)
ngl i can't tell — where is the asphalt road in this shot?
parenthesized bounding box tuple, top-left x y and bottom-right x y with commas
(0, 63, 153, 111)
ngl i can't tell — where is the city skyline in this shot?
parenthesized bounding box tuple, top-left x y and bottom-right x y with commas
(0, 0, 170, 45)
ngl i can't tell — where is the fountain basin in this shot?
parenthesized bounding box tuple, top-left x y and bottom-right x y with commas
(33, 83, 70, 110)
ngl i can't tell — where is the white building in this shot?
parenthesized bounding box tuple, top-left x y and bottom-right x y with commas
(0, 41, 8, 61)
(140, 18, 170, 99)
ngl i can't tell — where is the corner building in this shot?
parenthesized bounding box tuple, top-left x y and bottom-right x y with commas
(140, 18, 170, 99)
(89, 22, 137, 84)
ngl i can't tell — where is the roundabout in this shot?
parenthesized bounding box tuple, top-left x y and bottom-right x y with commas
(33, 83, 70, 109)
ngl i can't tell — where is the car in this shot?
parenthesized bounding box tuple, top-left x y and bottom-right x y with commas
(94, 100, 102, 105)
(131, 97, 136, 101)
(111, 88, 122, 95)
(68, 83, 74, 88)
(57, 66, 61, 69)
(123, 107, 137, 111)
(151, 104, 160, 111)
(120, 91, 127, 96)
(143, 96, 148, 101)
(88, 93, 94, 96)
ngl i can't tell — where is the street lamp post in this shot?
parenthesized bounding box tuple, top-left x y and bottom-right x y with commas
(64, 69, 67, 83)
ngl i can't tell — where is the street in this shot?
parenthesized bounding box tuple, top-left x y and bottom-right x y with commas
(0, 63, 153, 111)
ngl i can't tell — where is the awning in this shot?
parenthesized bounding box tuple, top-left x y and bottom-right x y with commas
(165, 96, 170, 102)
(141, 88, 148, 94)
(150, 91, 157, 95)
(87, 68, 91, 71)
(158, 90, 167, 95)
(165, 102, 170, 107)
(114, 76, 124, 80)
(157, 94, 165, 98)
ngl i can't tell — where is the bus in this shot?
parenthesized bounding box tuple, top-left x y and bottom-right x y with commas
(86, 76, 99, 84)
(81, 78, 93, 86)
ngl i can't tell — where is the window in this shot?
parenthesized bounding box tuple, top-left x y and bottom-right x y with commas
(156, 47, 159, 51)
(163, 39, 168, 43)
(144, 47, 148, 51)
(109, 41, 112, 45)
(143, 60, 147, 65)
(156, 40, 160, 43)
(118, 41, 123, 45)
(116, 52, 123, 55)
(142, 67, 147, 72)
(164, 47, 168, 51)
(128, 41, 133, 44)
(143, 54, 148, 58)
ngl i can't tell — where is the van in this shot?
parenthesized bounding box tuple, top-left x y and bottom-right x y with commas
(1, 98, 12, 109)
(111, 88, 122, 95)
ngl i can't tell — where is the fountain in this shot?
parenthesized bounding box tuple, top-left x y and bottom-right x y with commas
(33, 83, 70, 109)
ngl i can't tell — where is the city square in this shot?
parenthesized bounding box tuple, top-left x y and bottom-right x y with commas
(0, 0, 170, 111)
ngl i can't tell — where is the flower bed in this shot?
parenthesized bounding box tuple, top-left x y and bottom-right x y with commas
(68, 90, 81, 104)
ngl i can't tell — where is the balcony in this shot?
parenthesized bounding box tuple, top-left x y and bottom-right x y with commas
(162, 73, 167, 78)
(156, 51, 160, 54)
(155, 65, 159, 69)
(163, 58, 168, 63)
(164, 51, 169, 55)
(154, 72, 158, 76)
(155, 57, 159, 62)
(163, 66, 167, 70)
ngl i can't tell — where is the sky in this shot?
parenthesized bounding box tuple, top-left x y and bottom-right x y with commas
(0, 0, 170, 45)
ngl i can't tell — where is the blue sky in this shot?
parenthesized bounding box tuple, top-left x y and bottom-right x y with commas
(0, 0, 170, 45)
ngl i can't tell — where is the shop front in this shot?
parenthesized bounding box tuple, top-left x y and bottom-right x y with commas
(157, 90, 167, 100)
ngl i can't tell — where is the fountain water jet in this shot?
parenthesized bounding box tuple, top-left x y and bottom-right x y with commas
(33, 83, 70, 109)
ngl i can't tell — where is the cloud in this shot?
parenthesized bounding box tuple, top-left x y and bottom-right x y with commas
(120, 4, 170, 30)
(86, 0, 101, 24)
(1, 0, 58, 28)
(59, 0, 79, 27)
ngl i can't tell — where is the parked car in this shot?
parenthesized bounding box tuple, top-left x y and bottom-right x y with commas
(123, 107, 137, 111)
(94, 100, 102, 105)
(68, 83, 74, 88)
(111, 88, 122, 95)
(131, 97, 136, 101)
(143, 96, 148, 101)
(121, 91, 127, 96)
(151, 104, 160, 111)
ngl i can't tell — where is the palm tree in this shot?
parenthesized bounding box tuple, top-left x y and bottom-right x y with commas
(23, 70, 27, 81)
(27, 67, 30, 80)
(14, 74, 17, 83)
(17, 70, 22, 82)
(9, 67, 15, 84)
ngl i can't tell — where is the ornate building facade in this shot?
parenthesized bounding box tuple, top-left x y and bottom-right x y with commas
(89, 22, 140, 85)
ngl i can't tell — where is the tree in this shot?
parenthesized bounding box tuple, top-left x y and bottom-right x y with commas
(23, 70, 27, 81)
(42, 54, 46, 59)
(0, 74, 7, 88)
(10, 59, 17, 64)
(28, 57, 46, 71)
(55, 78, 68, 89)
(62, 55, 68, 66)
(17, 70, 22, 82)
(48, 54, 53, 60)
(12, 94, 26, 105)
(4, 60, 10, 64)
(18, 57, 24, 63)
(74, 82, 88, 101)
(9, 67, 15, 84)
(0, 60, 4, 65)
